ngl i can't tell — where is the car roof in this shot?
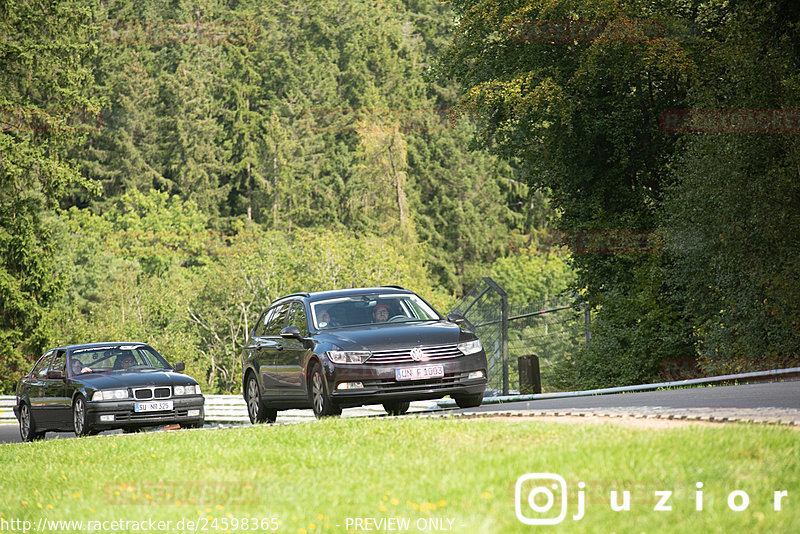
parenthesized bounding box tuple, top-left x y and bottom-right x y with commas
(48, 342, 149, 352)
(275, 286, 414, 304)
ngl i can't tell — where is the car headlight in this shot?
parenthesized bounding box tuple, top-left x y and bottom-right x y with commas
(91, 389, 129, 401)
(174, 385, 201, 395)
(327, 350, 371, 364)
(457, 339, 483, 355)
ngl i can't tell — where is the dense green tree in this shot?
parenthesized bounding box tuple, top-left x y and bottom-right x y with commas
(663, 0, 800, 373)
(52, 194, 450, 393)
(0, 0, 102, 392)
(2, 0, 562, 393)
(489, 248, 573, 305)
(436, 0, 700, 386)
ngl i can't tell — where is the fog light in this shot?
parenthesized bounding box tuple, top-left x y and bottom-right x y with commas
(187, 409, 201, 417)
(336, 382, 364, 390)
(468, 371, 485, 380)
(100, 415, 114, 422)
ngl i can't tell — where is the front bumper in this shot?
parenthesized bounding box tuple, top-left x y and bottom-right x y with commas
(86, 395, 205, 429)
(326, 352, 487, 407)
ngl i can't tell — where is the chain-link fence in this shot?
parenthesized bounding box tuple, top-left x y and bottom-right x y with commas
(450, 277, 588, 395)
(507, 296, 586, 393)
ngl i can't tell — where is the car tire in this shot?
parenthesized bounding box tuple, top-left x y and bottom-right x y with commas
(309, 362, 341, 418)
(73, 395, 92, 437)
(19, 403, 44, 442)
(246, 374, 276, 424)
(383, 401, 411, 416)
(454, 393, 484, 409)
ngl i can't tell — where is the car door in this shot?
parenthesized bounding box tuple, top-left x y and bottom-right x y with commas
(245, 308, 273, 396)
(42, 349, 70, 428)
(272, 301, 310, 398)
(259, 302, 291, 397)
(26, 350, 54, 426)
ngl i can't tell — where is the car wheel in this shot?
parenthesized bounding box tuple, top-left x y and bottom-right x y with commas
(383, 401, 411, 416)
(454, 393, 484, 409)
(246, 375, 276, 424)
(73, 395, 92, 437)
(309, 362, 341, 418)
(19, 403, 44, 442)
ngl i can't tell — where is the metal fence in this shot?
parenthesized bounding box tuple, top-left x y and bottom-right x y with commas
(450, 277, 588, 395)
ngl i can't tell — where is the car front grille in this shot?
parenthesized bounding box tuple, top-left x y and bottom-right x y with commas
(366, 344, 462, 365)
(115, 408, 191, 421)
(133, 386, 172, 400)
(358, 371, 474, 392)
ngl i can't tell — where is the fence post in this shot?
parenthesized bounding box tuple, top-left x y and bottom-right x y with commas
(584, 303, 591, 349)
(482, 277, 509, 395)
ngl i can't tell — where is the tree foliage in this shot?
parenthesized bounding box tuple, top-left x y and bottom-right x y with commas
(0, 0, 101, 391)
(51, 191, 449, 393)
(439, 0, 800, 387)
(662, 0, 800, 373)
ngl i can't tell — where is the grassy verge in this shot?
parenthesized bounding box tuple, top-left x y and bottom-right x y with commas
(0, 417, 797, 533)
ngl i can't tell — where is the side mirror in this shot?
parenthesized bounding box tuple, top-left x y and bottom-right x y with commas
(280, 326, 303, 340)
(47, 369, 64, 379)
(173, 362, 186, 373)
(447, 313, 466, 325)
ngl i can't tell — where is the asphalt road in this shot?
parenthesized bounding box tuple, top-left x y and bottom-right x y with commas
(2, 381, 797, 444)
(463, 381, 800, 412)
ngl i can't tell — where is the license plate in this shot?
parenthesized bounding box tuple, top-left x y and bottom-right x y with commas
(134, 400, 173, 412)
(395, 365, 445, 381)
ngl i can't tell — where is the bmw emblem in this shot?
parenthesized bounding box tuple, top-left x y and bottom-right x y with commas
(410, 347, 425, 361)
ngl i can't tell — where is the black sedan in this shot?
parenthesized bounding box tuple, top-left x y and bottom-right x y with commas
(14, 342, 204, 441)
(241, 286, 488, 422)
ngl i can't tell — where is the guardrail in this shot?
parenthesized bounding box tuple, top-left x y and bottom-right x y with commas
(203, 394, 248, 422)
(0, 395, 251, 424)
(0, 396, 16, 423)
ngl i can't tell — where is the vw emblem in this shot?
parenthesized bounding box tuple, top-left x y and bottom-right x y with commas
(410, 347, 425, 361)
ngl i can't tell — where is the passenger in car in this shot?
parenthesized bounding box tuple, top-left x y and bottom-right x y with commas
(318, 309, 333, 328)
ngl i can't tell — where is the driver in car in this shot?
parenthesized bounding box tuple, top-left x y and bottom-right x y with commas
(117, 353, 136, 370)
(372, 303, 390, 323)
(70, 358, 90, 375)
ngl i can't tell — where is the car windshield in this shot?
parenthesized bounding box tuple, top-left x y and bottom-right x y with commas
(68, 344, 172, 374)
(310, 293, 440, 329)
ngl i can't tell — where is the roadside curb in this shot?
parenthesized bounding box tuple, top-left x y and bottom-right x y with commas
(413, 409, 800, 427)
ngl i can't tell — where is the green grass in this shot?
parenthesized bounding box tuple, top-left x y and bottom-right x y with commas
(0, 418, 797, 533)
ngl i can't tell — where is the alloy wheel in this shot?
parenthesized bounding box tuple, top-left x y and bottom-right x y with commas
(19, 404, 32, 441)
(247, 377, 260, 423)
(73, 397, 86, 436)
(311, 369, 325, 415)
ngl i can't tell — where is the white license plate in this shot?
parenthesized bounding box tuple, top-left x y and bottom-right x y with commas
(134, 400, 173, 412)
(395, 365, 445, 381)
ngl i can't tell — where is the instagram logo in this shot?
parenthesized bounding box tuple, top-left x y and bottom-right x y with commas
(515, 473, 569, 525)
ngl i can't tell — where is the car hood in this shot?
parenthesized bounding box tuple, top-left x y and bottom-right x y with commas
(315, 320, 473, 351)
(72, 370, 196, 389)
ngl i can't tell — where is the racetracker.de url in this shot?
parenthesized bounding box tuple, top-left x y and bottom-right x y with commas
(0, 516, 280, 532)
